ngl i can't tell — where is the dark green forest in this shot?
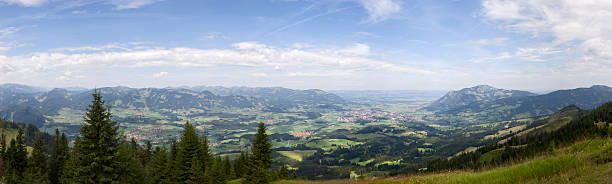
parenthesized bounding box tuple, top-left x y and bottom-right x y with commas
(427, 102, 612, 172)
(0, 93, 296, 184)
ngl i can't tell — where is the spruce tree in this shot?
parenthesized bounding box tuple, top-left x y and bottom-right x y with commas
(49, 129, 69, 184)
(75, 92, 122, 183)
(206, 156, 226, 184)
(26, 133, 50, 183)
(174, 122, 204, 182)
(116, 141, 145, 183)
(187, 156, 205, 184)
(244, 122, 272, 184)
(61, 137, 81, 183)
(200, 134, 212, 171)
(223, 156, 232, 178)
(150, 147, 168, 184)
(6, 128, 27, 182)
(252, 122, 272, 169)
(29, 133, 48, 174)
(164, 139, 179, 184)
(278, 165, 288, 179)
(0, 129, 6, 160)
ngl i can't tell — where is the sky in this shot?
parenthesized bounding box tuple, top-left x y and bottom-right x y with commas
(0, 0, 611, 91)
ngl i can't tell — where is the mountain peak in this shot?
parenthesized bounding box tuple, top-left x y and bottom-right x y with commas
(424, 85, 536, 111)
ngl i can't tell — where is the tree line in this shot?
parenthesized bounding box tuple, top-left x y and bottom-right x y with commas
(0, 93, 298, 184)
(427, 102, 612, 172)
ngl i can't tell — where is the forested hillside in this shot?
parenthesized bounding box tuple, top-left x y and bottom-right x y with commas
(0, 93, 295, 183)
(428, 102, 612, 171)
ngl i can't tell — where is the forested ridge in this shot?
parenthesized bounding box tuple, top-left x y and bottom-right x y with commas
(427, 102, 612, 172)
(0, 93, 296, 184)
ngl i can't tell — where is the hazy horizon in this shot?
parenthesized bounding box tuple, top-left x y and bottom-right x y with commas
(1, 0, 611, 90)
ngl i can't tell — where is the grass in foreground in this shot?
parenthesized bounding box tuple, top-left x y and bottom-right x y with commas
(275, 138, 612, 184)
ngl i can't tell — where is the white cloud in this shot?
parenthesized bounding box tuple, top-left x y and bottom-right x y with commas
(56, 70, 84, 81)
(358, 0, 401, 23)
(250, 73, 268, 77)
(470, 37, 508, 46)
(0, 27, 21, 38)
(202, 32, 227, 40)
(291, 43, 312, 49)
(107, 0, 163, 10)
(287, 71, 350, 77)
(339, 43, 370, 56)
(481, 0, 526, 20)
(470, 52, 512, 63)
(1, 0, 47, 7)
(153, 71, 168, 78)
(353, 31, 381, 38)
(481, 0, 612, 67)
(0, 42, 434, 81)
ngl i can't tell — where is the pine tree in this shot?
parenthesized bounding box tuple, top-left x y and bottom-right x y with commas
(244, 122, 272, 184)
(0, 129, 6, 160)
(75, 92, 122, 183)
(278, 165, 288, 179)
(6, 128, 27, 182)
(29, 133, 48, 174)
(187, 156, 205, 184)
(223, 156, 233, 178)
(233, 152, 249, 178)
(150, 147, 168, 184)
(207, 156, 226, 184)
(49, 129, 69, 184)
(200, 134, 212, 171)
(252, 122, 272, 169)
(116, 140, 145, 183)
(174, 122, 204, 182)
(61, 137, 85, 183)
(164, 139, 179, 184)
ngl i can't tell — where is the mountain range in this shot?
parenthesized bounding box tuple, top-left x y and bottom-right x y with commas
(0, 84, 346, 127)
(430, 85, 612, 123)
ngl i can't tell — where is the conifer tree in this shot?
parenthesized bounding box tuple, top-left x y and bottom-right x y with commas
(49, 129, 69, 184)
(75, 92, 122, 183)
(278, 165, 288, 179)
(164, 139, 179, 183)
(0, 129, 6, 160)
(200, 134, 212, 171)
(175, 122, 204, 182)
(233, 152, 249, 178)
(116, 140, 145, 183)
(207, 156, 226, 184)
(223, 156, 233, 178)
(6, 128, 27, 182)
(26, 133, 50, 183)
(244, 122, 272, 184)
(187, 156, 205, 184)
(252, 122, 272, 169)
(150, 147, 168, 184)
(29, 133, 48, 173)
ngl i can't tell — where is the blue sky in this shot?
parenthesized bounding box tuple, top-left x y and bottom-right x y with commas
(0, 0, 611, 90)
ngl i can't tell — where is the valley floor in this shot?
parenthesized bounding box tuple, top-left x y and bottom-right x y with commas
(275, 138, 612, 184)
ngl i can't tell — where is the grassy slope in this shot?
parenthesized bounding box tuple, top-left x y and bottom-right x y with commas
(1, 128, 36, 153)
(275, 138, 612, 184)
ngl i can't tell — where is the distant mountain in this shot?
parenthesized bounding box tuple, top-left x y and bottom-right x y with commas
(188, 86, 346, 105)
(0, 84, 347, 127)
(424, 85, 536, 111)
(440, 85, 612, 122)
(0, 83, 48, 94)
(0, 104, 48, 127)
